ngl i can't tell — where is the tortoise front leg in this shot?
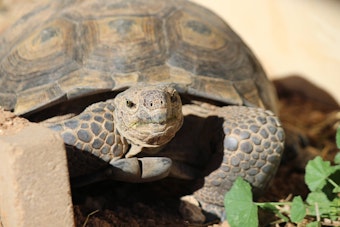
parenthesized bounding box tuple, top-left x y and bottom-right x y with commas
(47, 99, 173, 183)
(180, 105, 285, 221)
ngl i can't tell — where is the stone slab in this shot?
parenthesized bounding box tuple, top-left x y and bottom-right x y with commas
(0, 123, 74, 227)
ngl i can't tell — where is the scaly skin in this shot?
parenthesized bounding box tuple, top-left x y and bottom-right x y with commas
(48, 84, 284, 221)
(152, 102, 285, 220)
(48, 84, 183, 179)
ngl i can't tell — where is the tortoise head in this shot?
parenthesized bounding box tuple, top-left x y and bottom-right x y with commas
(113, 84, 183, 148)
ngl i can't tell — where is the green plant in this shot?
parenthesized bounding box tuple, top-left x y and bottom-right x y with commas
(224, 128, 340, 227)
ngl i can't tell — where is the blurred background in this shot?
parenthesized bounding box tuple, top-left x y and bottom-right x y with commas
(193, 0, 340, 103)
(1, 0, 339, 102)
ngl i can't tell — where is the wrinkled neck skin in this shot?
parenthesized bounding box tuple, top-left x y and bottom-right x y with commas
(113, 84, 184, 158)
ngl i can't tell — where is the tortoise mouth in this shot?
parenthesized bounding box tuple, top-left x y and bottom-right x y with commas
(123, 114, 183, 147)
(130, 114, 181, 133)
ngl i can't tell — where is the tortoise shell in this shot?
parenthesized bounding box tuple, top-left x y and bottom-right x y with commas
(0, 0, 277, 115)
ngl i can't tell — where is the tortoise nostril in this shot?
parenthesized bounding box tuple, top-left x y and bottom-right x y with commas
(145, 99, 165, 109)
(143, 90, 168, 110)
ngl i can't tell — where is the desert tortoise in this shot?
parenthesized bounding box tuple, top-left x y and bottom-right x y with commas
(0, 0, 284, 220)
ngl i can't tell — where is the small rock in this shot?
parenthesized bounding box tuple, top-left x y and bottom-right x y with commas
(0, 107, 29, 135)
(179, 195, 206, 223)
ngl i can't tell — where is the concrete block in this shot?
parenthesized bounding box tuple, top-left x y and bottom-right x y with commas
(0, 123, 74, 227)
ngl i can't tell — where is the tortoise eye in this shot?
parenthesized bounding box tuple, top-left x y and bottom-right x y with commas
(126, 100, 135, 108)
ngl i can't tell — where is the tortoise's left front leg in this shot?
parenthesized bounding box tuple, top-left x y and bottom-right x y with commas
(182, 105, 285, 221)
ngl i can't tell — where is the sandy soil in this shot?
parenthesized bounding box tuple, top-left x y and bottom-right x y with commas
(0, 108, 29, 135)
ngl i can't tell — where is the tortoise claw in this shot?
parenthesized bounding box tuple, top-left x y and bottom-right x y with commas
(107, 157, 172, 182)
(70, 157, 172, 187)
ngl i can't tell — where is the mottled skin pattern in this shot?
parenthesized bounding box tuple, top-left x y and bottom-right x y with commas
(180, 104, 283, 217)
(0, 0, 285, 221)
(49, 85, 183, 178)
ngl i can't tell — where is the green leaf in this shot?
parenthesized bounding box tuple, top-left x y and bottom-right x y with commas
(290, 196, 306, 223)
(329, 197, 340, 220)
(334, 152, 340, 165)
(305, 156, 333, 191)
(306, 191, 331, 216)
(336, 126, 340, 149)
(306, 221, 321, 227)
(224, 177, 258, 227)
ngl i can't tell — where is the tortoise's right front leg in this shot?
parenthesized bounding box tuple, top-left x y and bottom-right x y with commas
(48, 99, 172, 184)
(48, 100, 130, 163)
